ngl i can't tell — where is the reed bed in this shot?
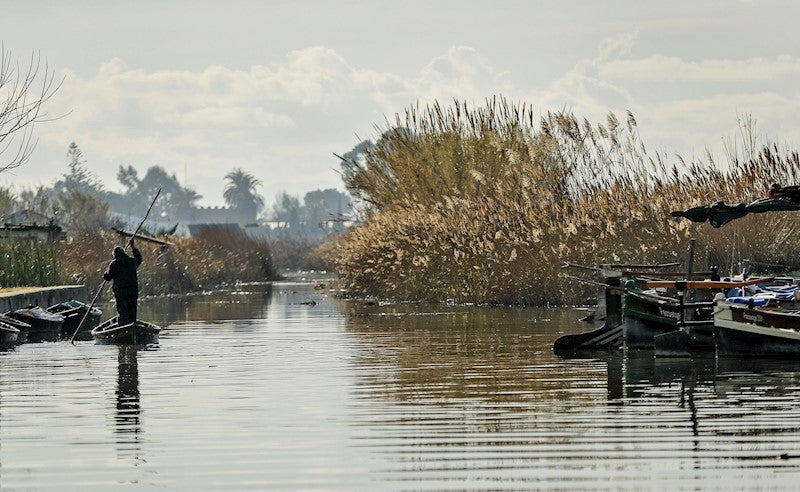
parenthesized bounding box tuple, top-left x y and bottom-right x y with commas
(0, 240, 61, 288)
(333, 98, 800, 305)
(57, 227, 275, 297)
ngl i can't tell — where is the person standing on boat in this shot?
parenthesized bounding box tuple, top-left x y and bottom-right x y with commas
(103, 240, 143, 326)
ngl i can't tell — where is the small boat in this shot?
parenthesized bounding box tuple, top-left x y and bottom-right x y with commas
(0, 314, 31, 344)
(714, 293, 800, 357)
(91, 317, 160, 345)
(47, 300, 102, 341)
(0, 320, 19, 350)
(5, 306, 64, 343)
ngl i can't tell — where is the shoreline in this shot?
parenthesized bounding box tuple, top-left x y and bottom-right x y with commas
(0, 285, 88, 312)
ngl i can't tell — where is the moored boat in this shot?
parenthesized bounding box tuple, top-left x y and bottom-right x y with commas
(0, 320, 19, 350)
(47, 300, 102, 341)
(713, 293, 800, 357)
(6, 306, 64, 343)
(0, 314, 31, 344)
(625, 277, 774, 356)
(91, 317, 160, 346)
(623, 281, 715, 354)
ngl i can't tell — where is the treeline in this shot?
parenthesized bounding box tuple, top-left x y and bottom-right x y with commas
(326, 97, 800, 305)
(0, 142, 353, 275)
(2, 143, 350, 235)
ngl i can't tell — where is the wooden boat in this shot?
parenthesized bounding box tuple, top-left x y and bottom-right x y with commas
(553, 274, 623, 352)
(5, 306, 64, 343)
(0, 314, 31, 344)
(713, 293, 800, 357)
(625, 276, 775, 355)
(623, 280, 715, 354)
(91, 316, 160, 345)
(47, 299, 102, 341)
(640, 277, 773, 289)
(0, 320, 19, 350)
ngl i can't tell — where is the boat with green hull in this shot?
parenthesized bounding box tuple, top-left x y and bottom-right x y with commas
(623, 279, 715, 355)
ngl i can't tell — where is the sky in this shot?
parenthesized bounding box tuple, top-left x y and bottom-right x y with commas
(2, 0, 800, 208)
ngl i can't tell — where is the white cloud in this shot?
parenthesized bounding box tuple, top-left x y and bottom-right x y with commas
(601, 55, 800, 82)
(519, 32, 800, 163)
(12, 34, 800, 207)
(23, 45, 513, 205)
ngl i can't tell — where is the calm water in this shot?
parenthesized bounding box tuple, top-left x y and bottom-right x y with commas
(2, 282, 800, 490)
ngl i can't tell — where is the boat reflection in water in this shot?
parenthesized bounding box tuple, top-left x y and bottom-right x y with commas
(114, 345, 143, 463)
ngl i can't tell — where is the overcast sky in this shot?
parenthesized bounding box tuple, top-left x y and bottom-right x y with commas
(2, 0, 799, 207)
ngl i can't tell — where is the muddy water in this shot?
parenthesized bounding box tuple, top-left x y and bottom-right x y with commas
(2, 282, 800, 490)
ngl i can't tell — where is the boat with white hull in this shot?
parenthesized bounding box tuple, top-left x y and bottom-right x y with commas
(714, 293, 800, 357)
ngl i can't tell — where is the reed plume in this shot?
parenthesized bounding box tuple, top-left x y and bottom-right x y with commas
(334, 98, 800, 305)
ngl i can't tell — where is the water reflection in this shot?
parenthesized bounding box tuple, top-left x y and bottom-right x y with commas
(342, 298, 800, 487)
(100, 283, 274, 327)
(115, 345, 142, 461)
(341, 301, 575, 404)
(3, 285, 800, 489)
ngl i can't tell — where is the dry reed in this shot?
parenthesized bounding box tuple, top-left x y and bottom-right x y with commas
(57, 227, 275, 297)
(334, 98, 800, 305)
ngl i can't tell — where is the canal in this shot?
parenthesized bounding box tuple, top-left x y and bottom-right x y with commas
(1, 281, 800, 489)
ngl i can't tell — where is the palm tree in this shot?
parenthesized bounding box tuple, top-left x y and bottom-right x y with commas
(223, 168, 264, 224)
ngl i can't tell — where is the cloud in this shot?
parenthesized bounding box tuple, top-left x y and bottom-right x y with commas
(17, 36, 800, 208)
(520, 31, 800, 162)
(27, 45, 513, 205)
(601, 55, 800, 82)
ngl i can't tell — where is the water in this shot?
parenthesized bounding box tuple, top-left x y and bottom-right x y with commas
(2, 282, 800, 490)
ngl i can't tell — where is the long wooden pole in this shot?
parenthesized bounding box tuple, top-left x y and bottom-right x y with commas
(70, 188, 162, 344)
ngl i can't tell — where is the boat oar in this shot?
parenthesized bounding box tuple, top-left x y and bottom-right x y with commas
(70, 187, 162, 344)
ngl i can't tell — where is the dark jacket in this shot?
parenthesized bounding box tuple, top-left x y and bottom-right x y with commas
(103, 247, 142, 299)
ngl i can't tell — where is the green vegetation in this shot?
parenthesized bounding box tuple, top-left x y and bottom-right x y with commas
(330, 98, 800, 305)
(0, 240, 60, 288)
(223, 168, 264, 225)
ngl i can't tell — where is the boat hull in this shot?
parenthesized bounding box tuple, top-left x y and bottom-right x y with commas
(715, 303, 800, 358)
(0, 314, 30, 344)
(0, 322, 19, 350)
(6, 307, 64, 343)
(624, 290, 714, 354)
(653, 326, 715, 357)
(624, 291, 681, 348)
(91, 317, 160, 346)
(48, 300, 102, 341)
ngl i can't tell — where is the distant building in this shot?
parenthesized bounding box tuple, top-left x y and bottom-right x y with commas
(186, 223, 243, 237)
(0, 210, 66, 242)
(182, 206, 250, 227)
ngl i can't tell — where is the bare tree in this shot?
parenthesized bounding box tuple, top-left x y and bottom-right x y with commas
(0, 44, 62, 173)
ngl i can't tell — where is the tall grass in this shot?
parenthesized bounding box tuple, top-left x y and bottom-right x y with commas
(58, 227, 275, 297)
(333, 98, 800, 305)
(0, 240, 62, 288)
